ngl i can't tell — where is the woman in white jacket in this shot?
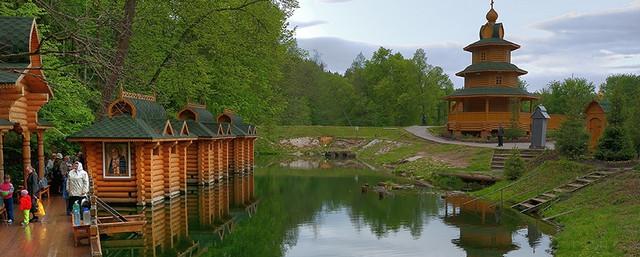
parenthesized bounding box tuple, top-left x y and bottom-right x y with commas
(66, 161, 89, 215)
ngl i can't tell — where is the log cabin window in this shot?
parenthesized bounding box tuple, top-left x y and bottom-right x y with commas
(153, 147, 160, 156)
(496, 75, 503, 85)
(110, 101, 133, 117)
(172, 144, 178, 153)
(480, 52, 487, 61)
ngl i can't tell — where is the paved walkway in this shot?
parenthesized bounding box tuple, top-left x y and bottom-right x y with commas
(405, 126, 555, 150)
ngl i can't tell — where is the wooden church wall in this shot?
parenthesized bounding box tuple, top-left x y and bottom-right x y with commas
(186, 144, 198, 184)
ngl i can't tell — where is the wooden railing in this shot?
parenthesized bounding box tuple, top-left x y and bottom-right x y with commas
(448, 112, 532, 131)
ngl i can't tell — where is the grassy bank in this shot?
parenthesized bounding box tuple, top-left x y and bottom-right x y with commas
(259, 125, 494, 188)
(474, 159, 640, 256)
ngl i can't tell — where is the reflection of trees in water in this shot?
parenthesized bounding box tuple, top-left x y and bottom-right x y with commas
(207, 166, 443, 257)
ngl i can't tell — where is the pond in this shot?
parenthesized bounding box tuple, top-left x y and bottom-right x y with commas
(102, 157, 555, 257)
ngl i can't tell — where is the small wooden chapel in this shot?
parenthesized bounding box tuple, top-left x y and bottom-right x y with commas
(445, 3, 538, 137)
(0, 17, 52, 184)
(69, 91, 257, 206)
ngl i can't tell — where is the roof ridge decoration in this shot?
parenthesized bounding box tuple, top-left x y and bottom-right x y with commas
(120, 90, 156, 102)
(186, 102, 206, 109)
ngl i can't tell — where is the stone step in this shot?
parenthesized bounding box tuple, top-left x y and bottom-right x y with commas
(542, 193, 557, 198)
(567, 183, 586, 188)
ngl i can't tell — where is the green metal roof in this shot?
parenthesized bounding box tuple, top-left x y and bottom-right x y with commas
(0, 118, 14, 128)
(68, 115, 195, 140)
(192, 107, 215, 124)
(446, 87, 537, 98)
(464, 38, 520, 51)
(456, 62, 527, 77)
(0, 17, 33, 63)
(0, 62, 29, 83)
(128, 98, 167, 120)
(185, 120, 218, 138)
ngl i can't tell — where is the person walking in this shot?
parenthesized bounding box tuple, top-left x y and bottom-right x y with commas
(66, 161, 89, 216)
(0, 175, 15, 223)
(26, 165, 40, 222)
(497, 124, 505, 147)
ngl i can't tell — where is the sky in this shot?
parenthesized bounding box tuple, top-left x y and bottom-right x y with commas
(289, 0, 640, 91)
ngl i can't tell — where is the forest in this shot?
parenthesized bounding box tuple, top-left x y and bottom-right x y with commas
(1, 1, 639, 156)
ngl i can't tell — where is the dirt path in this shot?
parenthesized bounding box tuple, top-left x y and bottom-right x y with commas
(405, 126, 555, 150)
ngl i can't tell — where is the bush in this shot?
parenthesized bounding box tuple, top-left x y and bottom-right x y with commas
(595, 125, 635, 161)
(504, 151, 525, 180)
(433, 175, 465, 190)
(556, 118, 589, 160)
(504, 127, 525, 141)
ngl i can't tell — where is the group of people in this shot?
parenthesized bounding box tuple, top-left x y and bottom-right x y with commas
(0, 151, 90, 225)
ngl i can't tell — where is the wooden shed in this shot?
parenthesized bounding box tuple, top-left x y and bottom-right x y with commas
(177, 104, 233, 185)
(0, 17, 53, 184)
(216, 110, 257, 175)
(68, 91, 195, 205)
(585, 100, 608, 149)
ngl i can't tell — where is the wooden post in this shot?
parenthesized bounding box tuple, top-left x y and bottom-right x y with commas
(22, 130, 31, 187)
(37, 130, 45, 179)
(0, 131, 4, 179)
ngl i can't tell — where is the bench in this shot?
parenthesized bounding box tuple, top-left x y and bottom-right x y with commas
(71, 215, 90, 247)
(38, 185, 50, 200)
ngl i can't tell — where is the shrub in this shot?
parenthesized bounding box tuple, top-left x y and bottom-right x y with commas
(504, 126, 525, 141)
(556, 118, 589, 160)
(504, 151, 525, 180)
(595, 125, 635, 161)
(433, 175, 465, 190)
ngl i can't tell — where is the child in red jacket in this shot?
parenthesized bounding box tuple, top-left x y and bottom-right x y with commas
(19, 190, 32, 226)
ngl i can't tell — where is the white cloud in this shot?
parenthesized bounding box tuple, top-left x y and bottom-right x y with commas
(295, 4, 640, 91)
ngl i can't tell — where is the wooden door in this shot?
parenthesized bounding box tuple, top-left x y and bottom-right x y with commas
(588, 118, 603, 148)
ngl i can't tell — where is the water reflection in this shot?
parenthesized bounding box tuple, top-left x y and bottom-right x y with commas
(102, 160, 553, 257)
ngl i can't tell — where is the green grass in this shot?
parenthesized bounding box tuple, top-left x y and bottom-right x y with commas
(270, 125, 403, 140)
(473, 160, 594, 204)
(541, 172, 640, 257)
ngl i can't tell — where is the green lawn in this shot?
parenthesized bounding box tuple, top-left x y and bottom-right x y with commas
(541, 171, 640, 257)
(473, 160, 594, 204)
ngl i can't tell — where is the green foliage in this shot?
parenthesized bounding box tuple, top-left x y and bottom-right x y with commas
(538, 78, 596, 116)
(432, 175, 465, 190)
(595, 90, 635, 161)
(504, 126, 525, 140)
(601, 74, 640, 156)
(556, 118, 589, 160)
(595, 126, 636, 161)
(504, 151, 525, 180)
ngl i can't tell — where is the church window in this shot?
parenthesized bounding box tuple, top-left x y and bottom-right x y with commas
(496, 76, 503, 85)
(480, 52, 487, 61)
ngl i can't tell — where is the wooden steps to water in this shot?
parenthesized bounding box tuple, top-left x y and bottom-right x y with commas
(491, 149, 542, 172)
(512, 169, 620, 214)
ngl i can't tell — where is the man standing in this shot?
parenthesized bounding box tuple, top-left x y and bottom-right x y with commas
(497, 124, 505, 147)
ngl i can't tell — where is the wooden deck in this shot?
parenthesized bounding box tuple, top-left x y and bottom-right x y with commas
(0, 196, 91, 257)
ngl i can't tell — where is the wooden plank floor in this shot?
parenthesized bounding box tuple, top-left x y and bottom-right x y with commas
(0, 196, 91, 257)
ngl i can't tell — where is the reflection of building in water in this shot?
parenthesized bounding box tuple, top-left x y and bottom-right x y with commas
(526, 221, 542, 253)
(230, 173, 256, 208)
(142, 196, 192, 257)
(444, 194, 519, 257)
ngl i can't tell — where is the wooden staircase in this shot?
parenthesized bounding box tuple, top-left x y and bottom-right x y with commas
(491, 149, 541, 172)
(512, 169, 619, 213)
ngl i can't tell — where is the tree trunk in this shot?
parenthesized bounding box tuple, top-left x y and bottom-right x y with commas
(100, 0, 137, 118)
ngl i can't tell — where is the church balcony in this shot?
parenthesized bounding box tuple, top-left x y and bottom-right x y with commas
(447, 112, 532, 133)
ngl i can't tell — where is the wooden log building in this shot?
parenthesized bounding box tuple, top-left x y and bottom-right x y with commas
(0, 17, 53, 185)
(69, 92, 257, 206)
(445, 4, 538, 138)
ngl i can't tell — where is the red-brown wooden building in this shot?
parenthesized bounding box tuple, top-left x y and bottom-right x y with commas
(69, 92, 257, 206)
(0, 17, 52, 184)
(446, 5, 538, 137)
